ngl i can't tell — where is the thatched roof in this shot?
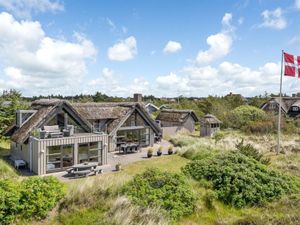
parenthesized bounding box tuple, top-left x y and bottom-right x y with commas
(10, 102, 58, 143)
(73, 102, 161, 135)
(7, 100, 161, 143)
(200, 114, 222, 124)
(72, 102, 135, 120)
(261, 97, 300, 113)
(156, 109, 199, 124)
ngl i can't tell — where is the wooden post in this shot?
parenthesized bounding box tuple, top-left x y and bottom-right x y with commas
(277, 50, 284, 154)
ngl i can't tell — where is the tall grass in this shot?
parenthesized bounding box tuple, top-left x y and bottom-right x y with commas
(108, 196, 169, 225)
(0, 158, 19, 179)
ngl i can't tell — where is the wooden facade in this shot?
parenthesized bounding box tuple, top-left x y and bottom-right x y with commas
(6, 99, 161, 175)
(156, 109, 198, 136)
(200, 114, 222, 137)
(27, 134, 108, 175)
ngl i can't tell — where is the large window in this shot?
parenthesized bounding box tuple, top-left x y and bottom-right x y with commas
(78, 142, 102, 164)
(46, 144, 74, 172)
(117, 128, 150, 146)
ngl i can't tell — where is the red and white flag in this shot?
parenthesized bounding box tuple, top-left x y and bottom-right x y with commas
(284, 52, 300, 77)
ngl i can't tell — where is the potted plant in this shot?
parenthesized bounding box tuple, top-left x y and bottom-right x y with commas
(115, 163, 122, 171)
(157, 146, 163, 156)
(147, 148, 153, 158)
(168, 146, 174, 155)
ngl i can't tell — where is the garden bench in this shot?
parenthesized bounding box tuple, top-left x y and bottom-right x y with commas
(66, 168, 74, 174)
(93, 167, 103, 175)
(73, 170, 91, 178)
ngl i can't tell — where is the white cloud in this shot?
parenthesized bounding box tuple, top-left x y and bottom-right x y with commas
(0, 12, 97, 96)
(259, 8, 287, 30)
(0, 0, 64, 18)
(295, 0, 300, 9)
(107, 36, 137, 61)
(222, 13, 232, 26)
(196, 13, 233, 65)
(88, 68, 150, 96)
(156, 72, 190, 95)
(153, 61, 284, 97)
(163, 41, 182, 54)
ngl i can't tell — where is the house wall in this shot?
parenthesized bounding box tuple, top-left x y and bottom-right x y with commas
(183, 116, 195, 132)
(30, 134, 108, 175)
(161, 126, 190, 137)
(200, 125, 220, 137)
(160, 115, 196, 137)
(10, 142, 30, 163)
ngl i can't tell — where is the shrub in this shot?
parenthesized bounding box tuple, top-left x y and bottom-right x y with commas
(182, 152, 300, 208)
(213, 131, 225, 145)
(0, 176, 64, 224)
(235, 139, 270, 165)
(242, 120, 274, 134)
(0, 179, 22, 224)
(203, 190, 217, 210)
(20, 176, 65, 219)
(123, 168, 196, 220)
(226, 105, 268, 129)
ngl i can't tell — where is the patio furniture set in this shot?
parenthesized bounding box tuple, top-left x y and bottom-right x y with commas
(66, 162, 103, 178)
(39, 125, 74, 139)
(119, 143, 140, 154)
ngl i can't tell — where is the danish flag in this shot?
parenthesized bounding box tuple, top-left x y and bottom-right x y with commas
(284, 52, 300, 77)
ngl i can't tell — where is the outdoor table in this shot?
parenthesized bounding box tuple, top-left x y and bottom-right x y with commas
(71, 162, 98, 171)
(120, 143, 139, 154)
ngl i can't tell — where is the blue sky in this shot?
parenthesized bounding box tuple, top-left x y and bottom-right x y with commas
(1, 0, 300, 97)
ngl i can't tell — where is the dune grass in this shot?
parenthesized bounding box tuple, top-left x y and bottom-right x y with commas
(0, 139, 19, 179)
(10, 131, 300, 225)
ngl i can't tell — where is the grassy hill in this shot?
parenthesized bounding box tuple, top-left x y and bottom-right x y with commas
(1, 132, 300, 225)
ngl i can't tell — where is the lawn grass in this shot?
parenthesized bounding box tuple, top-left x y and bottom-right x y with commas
(0, 138, 19, 179)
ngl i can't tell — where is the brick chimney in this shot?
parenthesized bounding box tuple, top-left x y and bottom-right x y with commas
(133, 93, 142, 102)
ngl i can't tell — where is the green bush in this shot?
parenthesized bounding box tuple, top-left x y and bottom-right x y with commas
(182, 152, 300, 208)
(0, 176, 65, 224)
(123, 168, 196, 220)
(226, 105, 268, 129)
(20, 176, 65, 219)
(235, 139, 270, 165)
(242, 120, 274, 134)
(0, 179, 22, 224)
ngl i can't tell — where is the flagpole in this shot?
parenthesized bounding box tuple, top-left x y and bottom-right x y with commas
(277, 50, 284, 154)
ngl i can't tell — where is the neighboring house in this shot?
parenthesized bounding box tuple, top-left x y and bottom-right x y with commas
(261, 97, 300, 117)
(145, 103, 159, 114)
(5, 99, 161, 175)
(156, 109, 199, 136)
(200, 114, 222, 137)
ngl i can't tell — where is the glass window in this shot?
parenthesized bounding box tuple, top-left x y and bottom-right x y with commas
(78, 143, 89, 163)
(46, 145, 74, 172)
(78, 142, 102, 164)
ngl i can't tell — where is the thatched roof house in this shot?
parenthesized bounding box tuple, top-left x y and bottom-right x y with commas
(156, 109, 198, 135)
(5, 99, 162, 175)
(261, 97, 300, 117)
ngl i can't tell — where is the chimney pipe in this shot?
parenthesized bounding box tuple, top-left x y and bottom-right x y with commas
(133, 93, 142, 102)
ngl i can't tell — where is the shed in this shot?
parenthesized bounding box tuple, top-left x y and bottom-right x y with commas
(200, 114, 222, 137)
